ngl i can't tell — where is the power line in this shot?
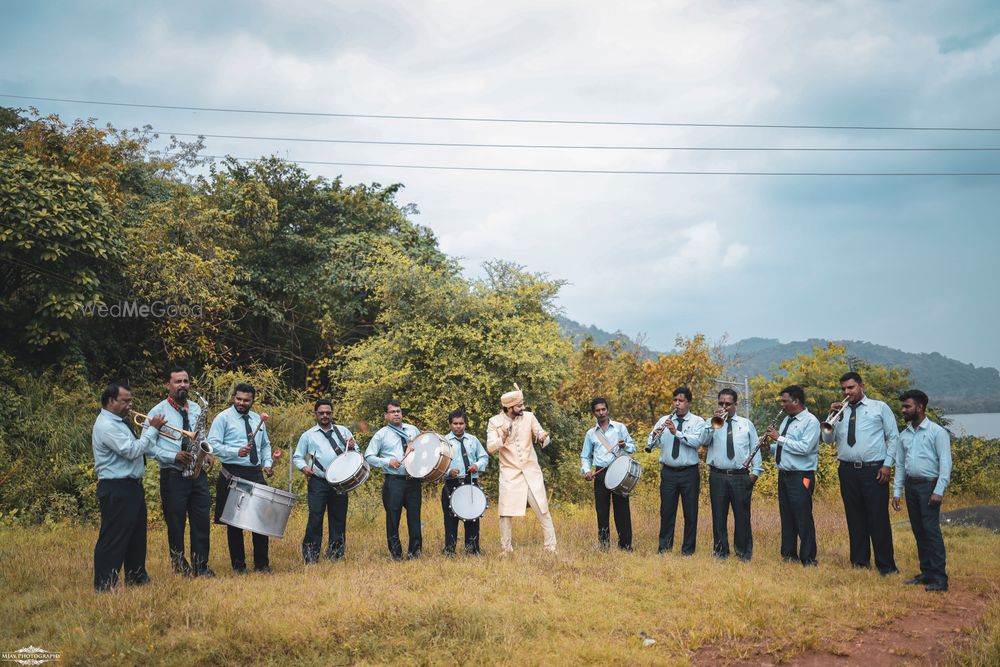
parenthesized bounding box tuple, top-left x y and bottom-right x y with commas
(5, 93, 1000, 132)
(203, 155, 1000, 176)
(156, 130, 1000, 152)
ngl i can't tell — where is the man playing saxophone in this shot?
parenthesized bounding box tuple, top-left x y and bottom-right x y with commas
(144, 365, 215, 577)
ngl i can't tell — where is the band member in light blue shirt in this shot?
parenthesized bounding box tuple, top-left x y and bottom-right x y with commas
(892, 390, 952, 592)
(822, 372, 900, 575)
(645, 386, 708, 555)
(92, 382, 165, 591)
(364, 400, 422, 560)
(293, 399, 358, 563)
(442, 409, 489, 555)
(580, 397, 636, 551)
(706, 388, 760, 560)
(762, 385, 821, 566)
(142, 366, 213, 577)
(208, 383, 273, 574)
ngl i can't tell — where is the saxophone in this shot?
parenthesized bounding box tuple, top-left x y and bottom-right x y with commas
(182, 391, 214, 478)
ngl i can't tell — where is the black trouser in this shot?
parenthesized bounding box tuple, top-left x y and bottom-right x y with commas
(159, 468, 212, 573)
(778, 470, 817, 565)
(905, 477, 947, 587)
(659, 464, 699, 554)
(838, 461, 896, 573)
(709, 467, 753, 560)
(593, 467, 632, 550)
(94, 478, 148, 591)
(303, 476, 349, 562)
(382, 475, 422, 560)
(214, 464, 269, 570)
(442, 478, 482, 555)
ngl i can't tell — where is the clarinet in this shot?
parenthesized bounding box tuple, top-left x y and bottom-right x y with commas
(644, 410, 677, 453)
(743, 408, 785, 469)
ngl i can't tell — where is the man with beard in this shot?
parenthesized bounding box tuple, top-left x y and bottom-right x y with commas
(293, 399, 359, 563)
(208, 383, 274, 574)
(145, 366, 214, 577)
(486, 385, 557, 554)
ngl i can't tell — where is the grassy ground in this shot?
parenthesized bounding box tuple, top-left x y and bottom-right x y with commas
(1, 492, 997, 666)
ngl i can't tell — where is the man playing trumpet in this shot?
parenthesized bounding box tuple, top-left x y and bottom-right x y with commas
(487, 385, 557, 554)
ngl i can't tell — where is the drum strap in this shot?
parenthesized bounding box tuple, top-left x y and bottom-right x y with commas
(322, 427, 345, 456)
(593, 424, 618, 455)
(388, 424, 410, 455)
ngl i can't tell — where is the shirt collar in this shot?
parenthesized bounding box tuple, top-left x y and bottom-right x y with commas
(906, 418, 930, 432)
(166, 395, 189, 412)
(100, 408, 123, 421)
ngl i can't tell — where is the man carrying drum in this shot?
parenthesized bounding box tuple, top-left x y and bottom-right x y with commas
(486, 385, 557, 554)
(364, 400, 423, 560)
(293, 399, 358, 563)
(580, 397, 636, 551)
(442, 409, 489, 556)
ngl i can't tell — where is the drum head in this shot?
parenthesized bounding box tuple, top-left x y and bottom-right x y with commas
(451, 484, 488, 520)
(404, 432, 447, 478)
(325, 450, 363, 485)
(604, 457, 632, 490)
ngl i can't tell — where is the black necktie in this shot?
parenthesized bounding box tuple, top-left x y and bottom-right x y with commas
(456, 436, 471, 480)
(671, 416, 685, 459)
(847, 403, 858, 446)
(322, 428, 344, 456)
(775, 416, 795, 466)
(242, 414, 259, 466)
(726, 418, 735, 460)
(177, 405, 192, 451)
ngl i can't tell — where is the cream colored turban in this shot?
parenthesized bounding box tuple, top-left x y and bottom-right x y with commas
(500, 383, 524, 408)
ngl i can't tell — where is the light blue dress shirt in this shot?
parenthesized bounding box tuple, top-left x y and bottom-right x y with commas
(647, 412, 708, 467)
(580, 420, 636, 474)
(768, 410, 820, 471)
(445, 432, 489, 479)
(143, 398, 203, 472)
(894, 418, 952, 497)
(705, 415, 762, 476)
(207, 405, 272, 467)
(364, 423, 420, 476)
(293, 424, 357, 473)
(820, 395, 899, 466)
(92, 409, 158, 479)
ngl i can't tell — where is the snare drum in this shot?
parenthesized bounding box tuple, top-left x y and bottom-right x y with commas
(449, 483, 488, 521)
(324, 450, 370, 494)
(403, 431, 451, 482)
(219, 478, 296, 538)
(604, 456, 642, 497)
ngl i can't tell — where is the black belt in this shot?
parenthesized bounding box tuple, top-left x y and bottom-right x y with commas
(98, 477, 142, 485)
(906, 476, 938, 484)
(710, 466, 748, 475)
(778, 469, 813, 475)
(662, 463, 699, 471)
(839, 460, 884, 469)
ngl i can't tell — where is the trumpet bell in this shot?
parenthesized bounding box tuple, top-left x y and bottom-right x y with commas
(711, 415, 728, 429)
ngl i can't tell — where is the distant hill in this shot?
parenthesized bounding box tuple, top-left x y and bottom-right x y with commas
(555, 318, 1000, 413)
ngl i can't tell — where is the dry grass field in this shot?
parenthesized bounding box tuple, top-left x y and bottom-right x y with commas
(1, 492, 998, 666)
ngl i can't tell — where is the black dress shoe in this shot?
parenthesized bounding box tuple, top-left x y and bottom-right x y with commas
(233, 567, 248, 575)
(195, 568, 216, 578)
(904, 574, 926, 585)
(925, 581, 948, 592)
(879, 568, 900, 577)
(254, 566, 273, 574)
(125, 573, 152, 587)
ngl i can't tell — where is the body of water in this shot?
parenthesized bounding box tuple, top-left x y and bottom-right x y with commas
(944, 413, 1000, 440)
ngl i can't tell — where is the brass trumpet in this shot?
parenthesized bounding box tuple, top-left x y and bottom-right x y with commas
(711, 409, 730, 429)
(821, 400, 852, 435)
(129, 410, 197, 441)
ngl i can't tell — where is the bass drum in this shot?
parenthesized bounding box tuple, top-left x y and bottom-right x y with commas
(449, 483, 488, 521)
(219, 477, 296, 538)
(324, 450, 370, 494)
(604, 456, 642, 497)
(403, 431, 451, 482)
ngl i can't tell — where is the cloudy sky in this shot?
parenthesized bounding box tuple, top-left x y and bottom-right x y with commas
(4, 1, 999, 368)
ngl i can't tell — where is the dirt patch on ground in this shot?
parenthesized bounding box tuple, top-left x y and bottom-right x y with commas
(695, 584, 993, 666)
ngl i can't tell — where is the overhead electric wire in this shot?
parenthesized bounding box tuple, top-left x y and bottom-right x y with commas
(155, 130, 1000, 152)
(201, 155, 1000, 176)
(4, 93, 1000, 131)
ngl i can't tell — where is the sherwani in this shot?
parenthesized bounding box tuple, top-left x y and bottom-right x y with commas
(487, 410, 551, 516)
